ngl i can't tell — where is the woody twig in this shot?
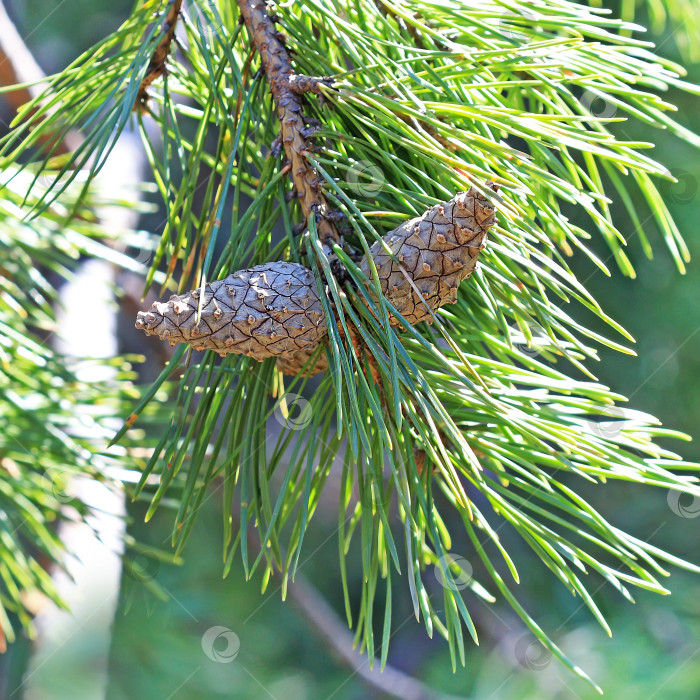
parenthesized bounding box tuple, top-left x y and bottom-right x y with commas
(135, 0, 183, 112)
(237, 0, 341, 258)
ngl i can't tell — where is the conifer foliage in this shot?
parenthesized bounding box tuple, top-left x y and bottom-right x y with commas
(4, 0, 700, 688)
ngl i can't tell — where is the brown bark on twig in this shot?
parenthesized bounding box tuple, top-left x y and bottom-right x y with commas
(288, 73, 334, 95)
(288, 573, 469, 700)
(135, 0, 183, 112)
(237, 0, 341, 256)
(228, 508, 466, 700)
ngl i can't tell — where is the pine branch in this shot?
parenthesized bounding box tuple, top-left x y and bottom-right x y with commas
(237, 0, 342, 255)
(0, 4, 161, 651)
(0, 165, 155, 645)
(5, 0, 700, 690)
(135, 0, 183, 111)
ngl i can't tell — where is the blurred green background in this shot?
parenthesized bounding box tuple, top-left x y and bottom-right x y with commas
(3, 1, 700, 698)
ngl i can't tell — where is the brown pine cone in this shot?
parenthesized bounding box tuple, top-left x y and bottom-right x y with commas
(135, 262, 327, 358)
(359, 186, 496, 325)
(136, 186, 497, 373)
